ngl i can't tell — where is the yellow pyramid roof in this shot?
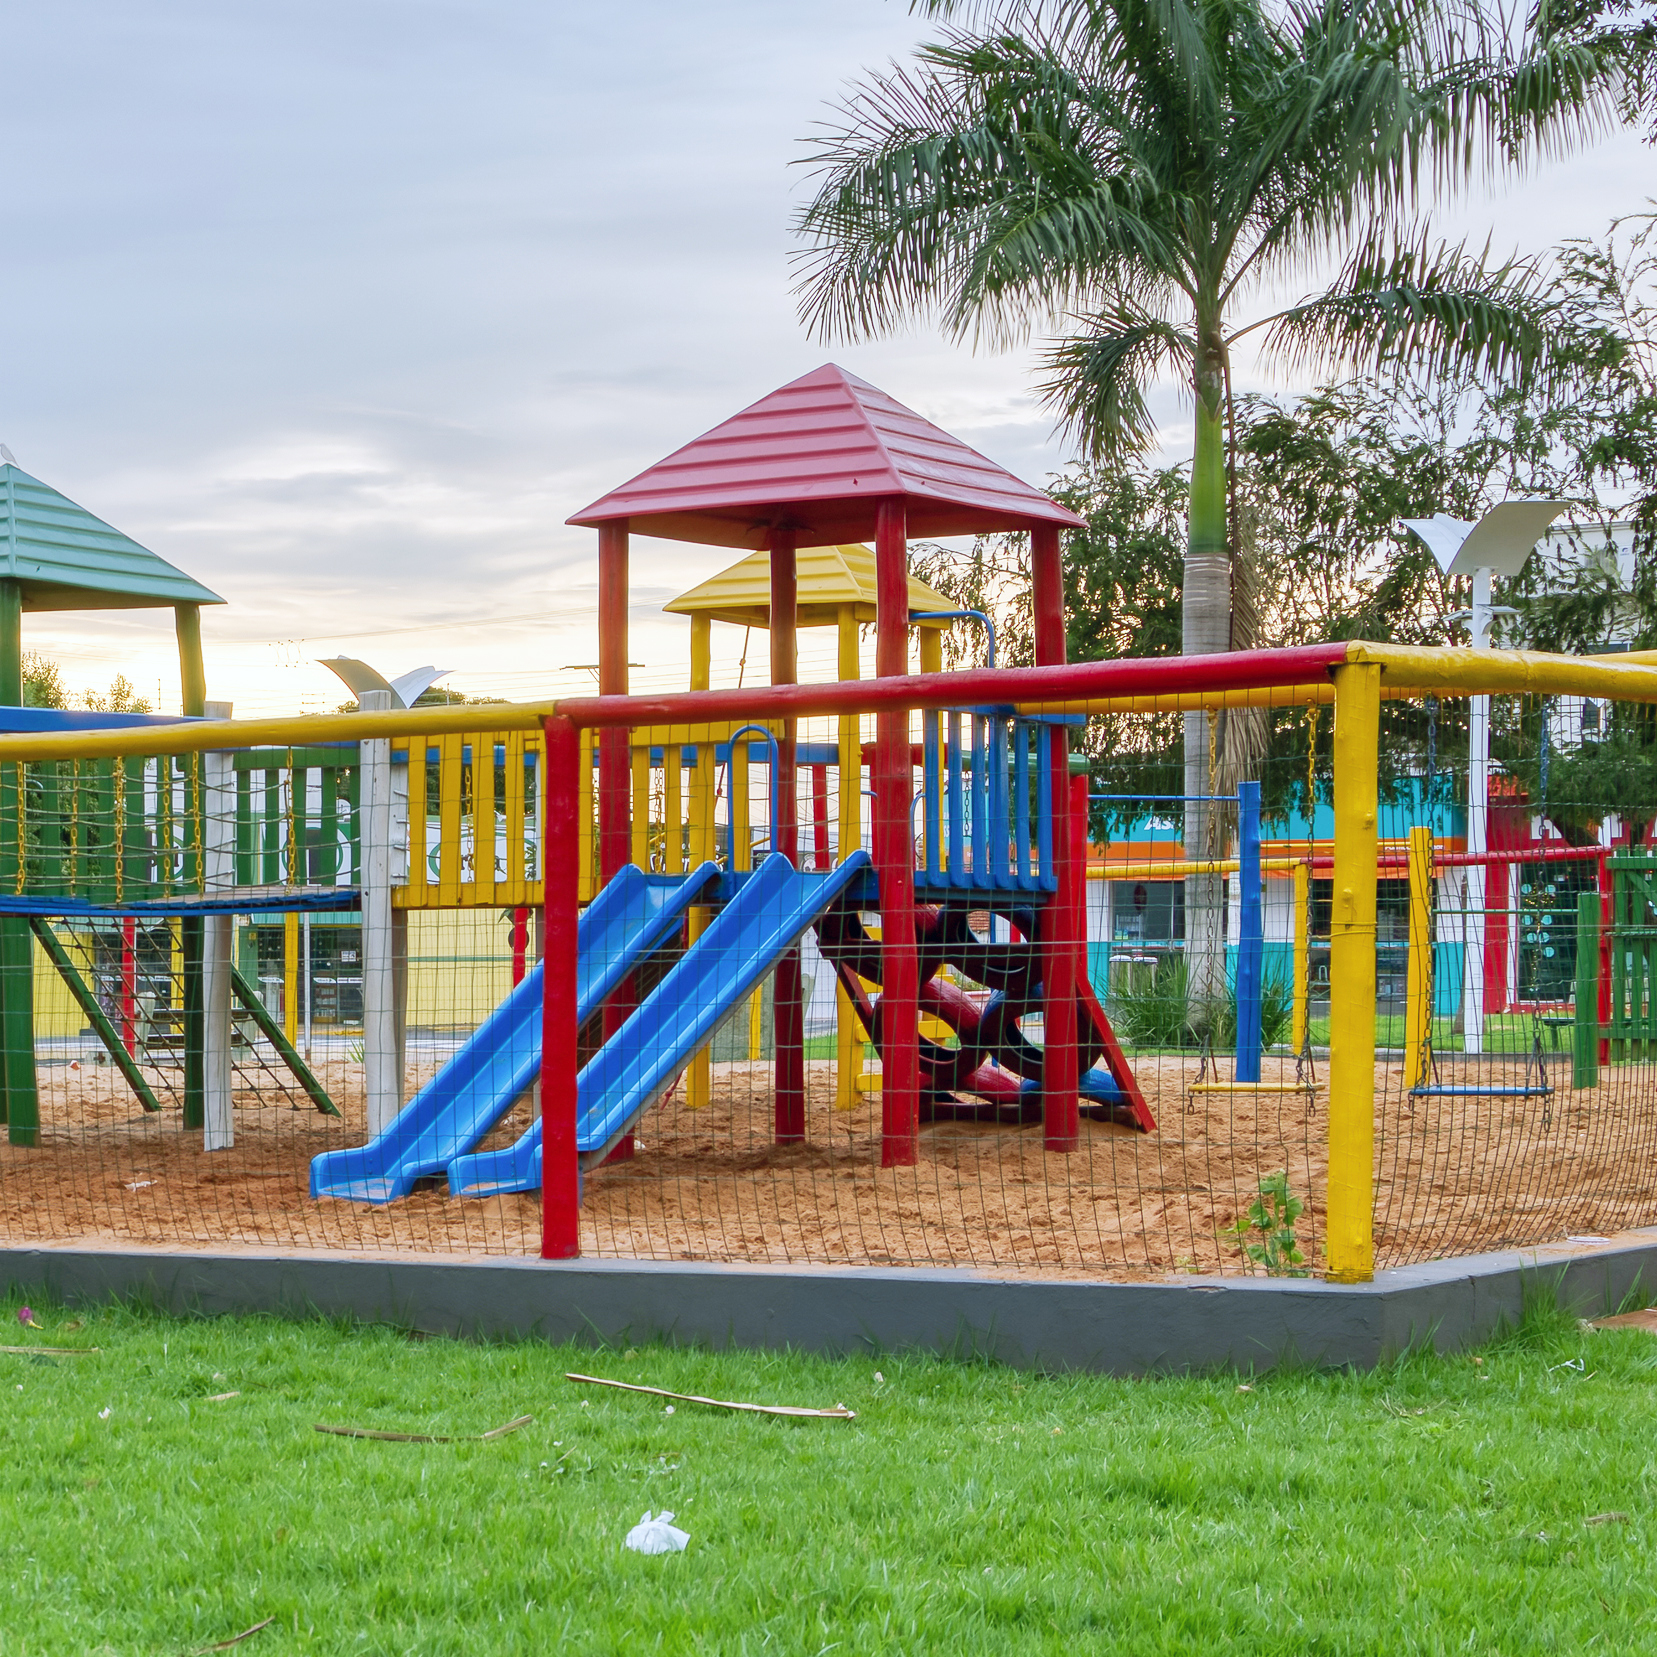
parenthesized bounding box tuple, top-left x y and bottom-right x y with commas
(663, 542, 954, 630)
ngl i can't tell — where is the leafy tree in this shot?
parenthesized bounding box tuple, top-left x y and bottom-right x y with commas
(21, 652, 67, 710)
(82, 674, 151, 714)
(796, 0, 1617, 1008)
(795, 0, 1613, 689)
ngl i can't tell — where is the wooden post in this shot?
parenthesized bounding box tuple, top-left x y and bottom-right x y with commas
(359, 689, 400, 1136)
(0, 577, 35, 1141)
(835, 603, 861, 1112)
(686, 615, 714, 1112)
(1403, 826, 1433, 1093)
(873, 500, 919, 1166)
(1327, 662, 1380, 1283)
(283, 910, 300, 1044)
(176, 604, 207, 1133)
(597, 521, 631, 886)
(1574, 890, 1600, 1090)
(541, 714, 582, 1259)
(597, 523, 636, 1159)
(1031, 522, 1078, 1152)
(201, 700, 236, 1150)
(771, 528, 805, 1144)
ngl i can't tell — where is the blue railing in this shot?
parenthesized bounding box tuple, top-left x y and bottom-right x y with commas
(917, 707, 1070, 897)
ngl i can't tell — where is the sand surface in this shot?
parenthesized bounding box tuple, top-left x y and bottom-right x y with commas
(2, 1044, 1654, 1278)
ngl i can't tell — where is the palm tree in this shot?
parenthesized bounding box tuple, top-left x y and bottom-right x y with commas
(794, 0, 1616, 1016)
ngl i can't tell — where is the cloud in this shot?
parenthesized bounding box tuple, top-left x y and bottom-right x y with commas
(0, 0, 1638, 710)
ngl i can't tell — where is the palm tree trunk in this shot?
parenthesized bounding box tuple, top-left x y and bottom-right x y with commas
(1184, 313, 1230, 1033)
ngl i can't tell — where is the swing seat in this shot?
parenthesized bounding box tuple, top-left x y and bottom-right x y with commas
(1188, 1080, 1317, 1095)
(1408, 1083, 1552, 1099)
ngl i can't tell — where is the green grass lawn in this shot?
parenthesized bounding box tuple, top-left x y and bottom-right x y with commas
(3, 1292, 1654, 1655)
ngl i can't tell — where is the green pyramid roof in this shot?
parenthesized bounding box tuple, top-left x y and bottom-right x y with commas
(0, 462, 223, 611)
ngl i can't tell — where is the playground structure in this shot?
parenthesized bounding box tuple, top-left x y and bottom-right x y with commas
(2, 374, 1657, 1283)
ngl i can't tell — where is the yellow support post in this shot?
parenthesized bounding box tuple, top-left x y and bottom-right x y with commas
(1327, 662, 1380, 1283)
(283, 910, 299, 1045)
(435, 734, 463, 904)
(577, 727, 595, 903)
(663, 746, 683, 874)
(686, 615, 713, 1111)
(835, 602, 861, 1111)
(1403, 825, 1434, 1092)
(1292, 859, 1310, 1057)
(630, 745, 650, 871)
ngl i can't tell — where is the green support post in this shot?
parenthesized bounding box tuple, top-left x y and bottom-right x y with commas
(0, 576, 37, 1141)
(1575, 890, 1601, 1090)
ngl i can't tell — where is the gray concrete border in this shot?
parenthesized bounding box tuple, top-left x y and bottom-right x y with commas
(4, 1233, 1656, 1374)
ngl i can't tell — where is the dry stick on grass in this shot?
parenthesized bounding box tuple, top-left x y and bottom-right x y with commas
(566, 1373, 856, 1419)
(191, 1616, 275, 1653)
(313, 1414, 534, 1444)
(0, 1344, 100, 1357)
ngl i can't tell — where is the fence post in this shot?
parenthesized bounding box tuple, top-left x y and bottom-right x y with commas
(1234, 779, 1263, 1084)
(1403, 826, 1433, 1093)
(1575, 890, 1601, 1089)
(541, 714, 582, 1260)
(1327, 662, 1379, 1283)
(359, 689, 401, 1137)
(1291, 860, 1310, 1058)
(201, 701, 236, 1151)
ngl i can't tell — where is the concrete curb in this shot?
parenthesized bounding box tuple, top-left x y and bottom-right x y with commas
(3, 1235, 1654, 1374)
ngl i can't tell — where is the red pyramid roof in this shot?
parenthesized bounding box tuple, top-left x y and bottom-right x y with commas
(568, 363, 1084, 548)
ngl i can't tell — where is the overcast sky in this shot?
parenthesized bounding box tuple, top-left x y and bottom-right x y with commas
(0, 0, 1645, 714)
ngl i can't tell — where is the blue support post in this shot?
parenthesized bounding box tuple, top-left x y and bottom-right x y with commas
(1235, 779, 1263, 1083)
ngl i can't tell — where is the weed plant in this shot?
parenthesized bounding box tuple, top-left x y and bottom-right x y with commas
(0, 1292, 1652, 1652)
(1110, 955, 1294, 1050)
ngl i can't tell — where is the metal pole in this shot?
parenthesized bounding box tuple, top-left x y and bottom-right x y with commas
(1403, 825, 1434, 1092)
(1463, 565, 1493, 1056)
(597, 520, 631, 887)
(359, 688, 399, 1136)
(201, 700, 235, 1150)
(1234, 779, 1263, 1084)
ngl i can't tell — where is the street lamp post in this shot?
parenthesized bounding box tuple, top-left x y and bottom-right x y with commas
(1401, 503, 1566, 1058)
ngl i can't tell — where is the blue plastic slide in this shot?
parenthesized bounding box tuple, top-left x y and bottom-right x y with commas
(309, 862, 721, 1204)
(448, 849, 873, 1196)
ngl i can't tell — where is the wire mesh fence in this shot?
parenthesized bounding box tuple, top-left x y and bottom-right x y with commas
(1, 676, 1655, 1279)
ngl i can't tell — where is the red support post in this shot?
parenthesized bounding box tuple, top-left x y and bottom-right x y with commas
(1032, 521, 1079, 1150)
(873, 498, 919, 1167)
(597, 520, 631, 888)
(510, 906, 529, 988)
(120, 917, 137, 1057)
(771, 528, 805, 1145)
(811, 764, 830, 871)
(540, 714, 582, 1260)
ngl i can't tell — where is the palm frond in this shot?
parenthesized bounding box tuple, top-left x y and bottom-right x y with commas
(1253, 234, 1559, 389)
(792, 28, 1185, 346)
(1037, 303, 1195, 459)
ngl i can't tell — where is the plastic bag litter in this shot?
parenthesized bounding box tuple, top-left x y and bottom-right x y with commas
(625, 1510, 689, 1554)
